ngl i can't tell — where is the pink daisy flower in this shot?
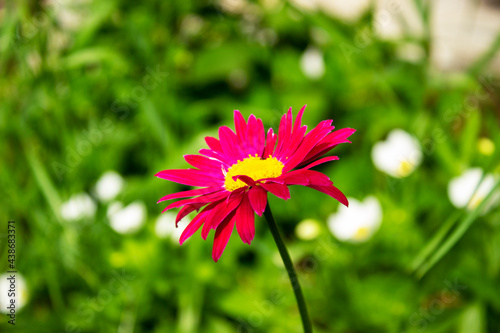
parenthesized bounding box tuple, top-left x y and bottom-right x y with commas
(156, 106, 355, 261)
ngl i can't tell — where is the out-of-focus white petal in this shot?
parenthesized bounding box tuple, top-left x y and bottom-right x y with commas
(155, 212, 190, 244)
(95, 171, 124, 202)
(327, 196, 383, 243)
(300, 47, 325, 80)
(108, 201, 146, 234)
(0, 273, 28, 314)
(317, 0, 370, 22)
(371, 129, 422, 178)
(60, 193, 96, 221)
(448, 168, 499, 213)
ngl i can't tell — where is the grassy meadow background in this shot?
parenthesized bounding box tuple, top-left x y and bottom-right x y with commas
(1, 0, 500, 332)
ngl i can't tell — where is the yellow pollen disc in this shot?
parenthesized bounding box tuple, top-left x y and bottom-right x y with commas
(396, 160, 413, 177)
(353, 226, 370, 241)
(224, 155, 284, 191)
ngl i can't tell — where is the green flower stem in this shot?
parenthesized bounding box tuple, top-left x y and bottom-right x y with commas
(263, 204, 312, 333)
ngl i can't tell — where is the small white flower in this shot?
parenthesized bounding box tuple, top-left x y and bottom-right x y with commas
(155, 212, 190, 244)
(60, 193, 96, 221)
(49, 0, 89, 31)
(317, 0, 370, 22)
(295, 219, 321, 240)
(448, 168, 499, 212)
(328, 196, 382, 243)
(371, 129, 423, 178)
(0, 273, 28, 314)
(300, 47, 325, 80)
(108, 201, 146, 234)
(95, 171, 124, 202)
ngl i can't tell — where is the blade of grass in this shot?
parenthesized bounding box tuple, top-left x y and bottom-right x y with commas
(25, 145, 63, 225)
(408, 210, 461, 272)
(410, 173, 486, 273)
(417, 179, 500, 278)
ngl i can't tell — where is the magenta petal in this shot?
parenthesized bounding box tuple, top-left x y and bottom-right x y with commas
(201, 194, 243, 240)
(300, 170, 333, 186)
(212, 212, 237, 262)
(282, 171, 310, 186)
(162, 191, 228, 212)
(283, 170, 331, 186)
(235, 195, 255, 244)
(261, 182, 291, 200)
(234, 110, 247, 143)
(227, 187, 247, 201)
(258, 177, 285, 184)
(293, 105, 306, 133)
(184, 154, 226, 172)
(302, 156, 339, 170)
(205, 136, 223, 153)
(263, 128, 276, 158)
(248, 186, 268, 216)
(275, 109, 291, 156)
(176, 203, 205, 226)
(247, 114, 265, 156)
(232, 175, 256, 186)
(309, 184, 349, 206)
(276, 125, 306, 160)
(282, 120, 334, 173)
(219, 126, 245, 160)
(157, 187, 221, 203)
(179, 205, 215, 244)
(156, 169, 223, 186)
(300, 128, 356, 165)
(199, 148, 236, 166)
(327, 127, 356, 143)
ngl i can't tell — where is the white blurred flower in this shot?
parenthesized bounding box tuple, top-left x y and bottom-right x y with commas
(48, 0, 89, 31)
(290, 0, 370, 22)
(95, 171, 124, 202)
(300, 47, 325, 80)
(448, 168, 499, 212)
(60, 193, 96, 221)
(295, 219, 321, 240)
(328, 196, 382, 243)
(155, 212, 190, 244)
(108, 201, 146, 234)
(317, 0, 370, 22)
(0, 273, 28, 314)
(371, 129, 423, 178)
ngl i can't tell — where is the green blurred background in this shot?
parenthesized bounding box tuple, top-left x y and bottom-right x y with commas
(1, 0, 500, 332)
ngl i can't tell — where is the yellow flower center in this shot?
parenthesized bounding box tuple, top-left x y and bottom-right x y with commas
(396, 160, 413, 177)
(353, 226, 370, 241)
(224, 155, 284, 191)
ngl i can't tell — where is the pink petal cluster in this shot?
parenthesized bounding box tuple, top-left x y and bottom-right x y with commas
(156, 105, 355, 261)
